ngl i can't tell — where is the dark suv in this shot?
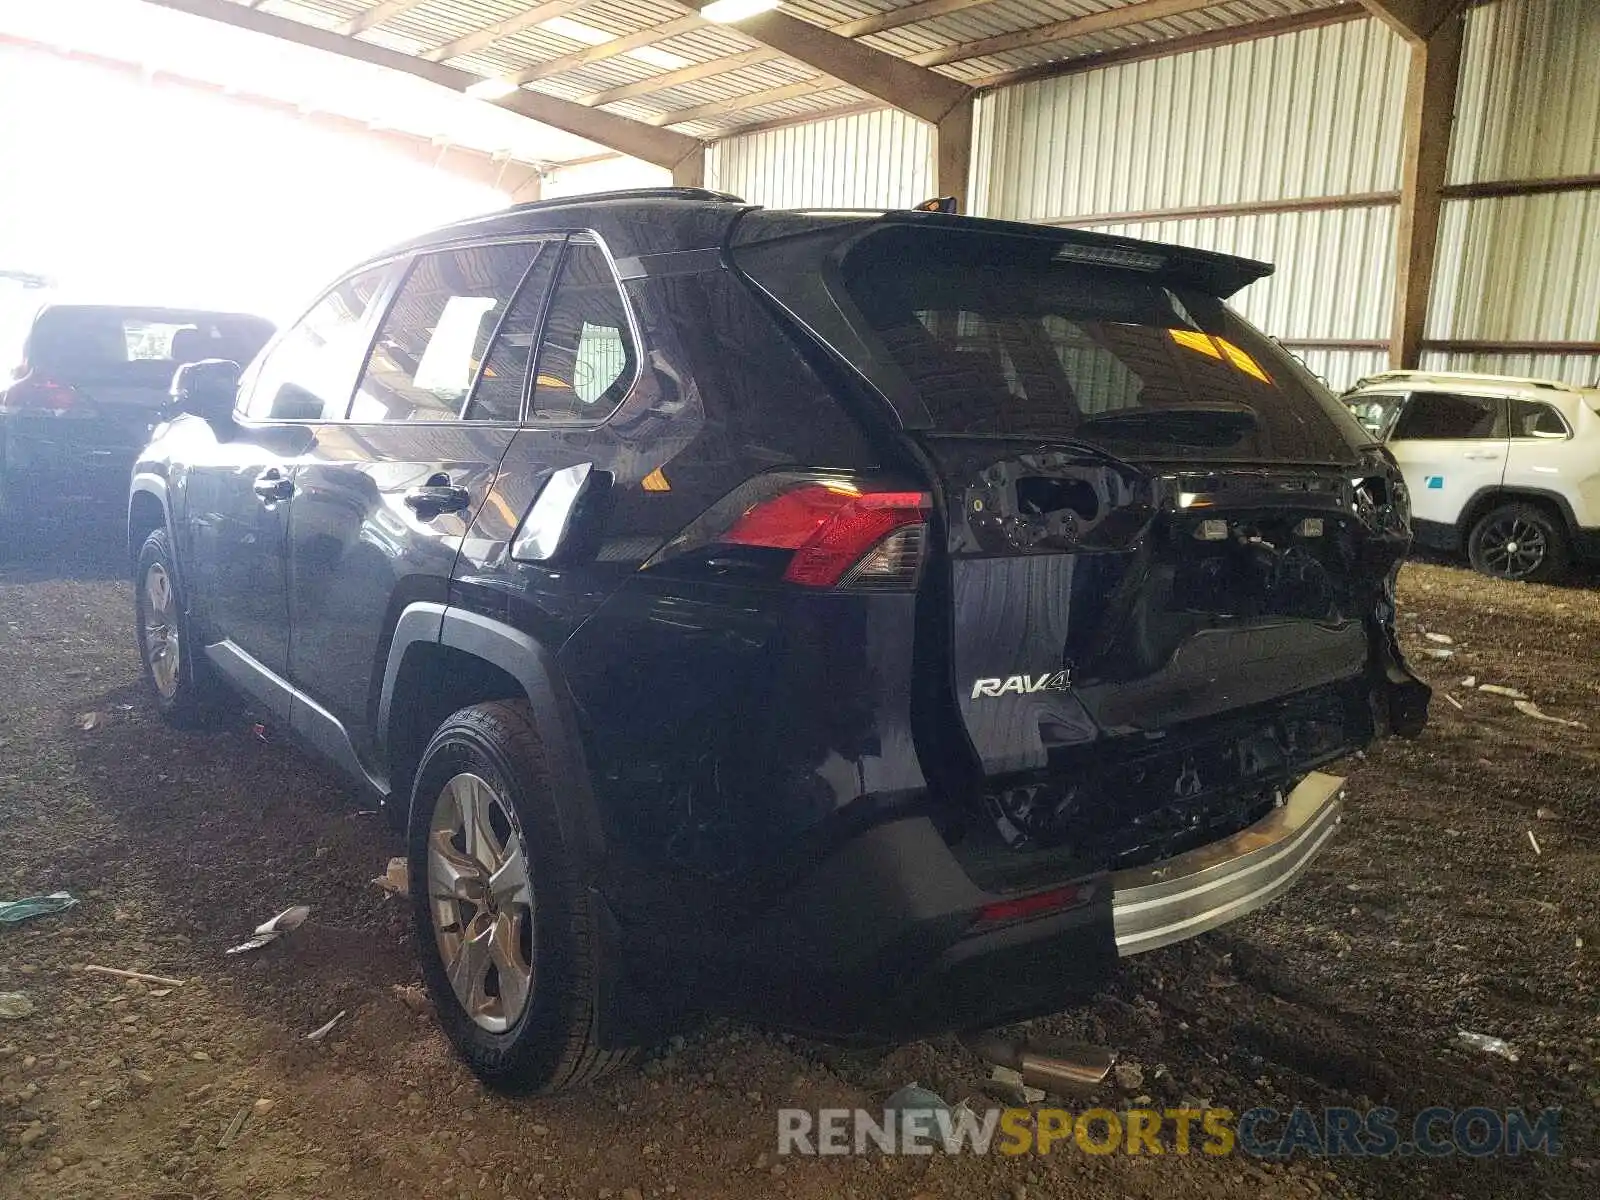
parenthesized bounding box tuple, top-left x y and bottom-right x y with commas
(1, 304, 272, 535)
(128, 188, 1428, 1093)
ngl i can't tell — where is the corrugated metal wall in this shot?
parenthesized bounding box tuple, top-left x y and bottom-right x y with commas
(706, 107, 933, 209)
(970, 15, 1408, 389)
(971, 17, 1409, 218)
(1428, 0, 1600, 385)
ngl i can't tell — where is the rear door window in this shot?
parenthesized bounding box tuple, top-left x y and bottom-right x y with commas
(1389, 392, 1504, 441)
(349, 242, 541, 423)
(835, 227, 1360, 463)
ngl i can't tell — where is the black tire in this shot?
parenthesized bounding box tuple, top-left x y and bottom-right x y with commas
(1467, 502, 1570, 584)
(408, 700, 629, 1093)
(133, 526, 217, 724)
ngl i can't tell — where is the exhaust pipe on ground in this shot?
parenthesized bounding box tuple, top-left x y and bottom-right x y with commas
(963, 1034, 1115, 1093)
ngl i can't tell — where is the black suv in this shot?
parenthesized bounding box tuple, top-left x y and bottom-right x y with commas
(1, 304, 272, 535)
(129, 188, 1428, 1092)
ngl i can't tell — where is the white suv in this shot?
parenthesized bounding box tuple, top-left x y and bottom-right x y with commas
(1343, 370, 1600, 582)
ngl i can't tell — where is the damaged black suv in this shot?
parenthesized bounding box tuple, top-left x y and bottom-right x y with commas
(128, 188, 1428, 1092)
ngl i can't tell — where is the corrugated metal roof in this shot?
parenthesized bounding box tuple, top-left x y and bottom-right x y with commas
(236, 0, 1362, 151)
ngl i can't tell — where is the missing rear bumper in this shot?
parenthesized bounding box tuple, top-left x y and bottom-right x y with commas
(1110, 770, 1344, 956)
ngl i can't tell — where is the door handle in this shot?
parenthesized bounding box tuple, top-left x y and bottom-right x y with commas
(1463, 451, 1503, 460)
(404, 473, 471, 519)
(252, 470, 293, 503)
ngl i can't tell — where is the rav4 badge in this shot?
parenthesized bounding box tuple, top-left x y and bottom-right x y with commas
(971, 671, 1072, 699)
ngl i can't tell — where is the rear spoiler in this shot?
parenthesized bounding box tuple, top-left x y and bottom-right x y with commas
(730, 207, 1274, 300)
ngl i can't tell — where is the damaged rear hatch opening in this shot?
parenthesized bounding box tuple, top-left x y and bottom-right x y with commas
(730, 212, 1429, 902)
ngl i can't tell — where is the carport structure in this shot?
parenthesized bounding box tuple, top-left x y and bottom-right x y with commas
(140, 0, 1598, 389)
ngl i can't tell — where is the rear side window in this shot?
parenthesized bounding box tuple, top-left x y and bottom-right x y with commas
(243, 268, 388, 421)
(1510, 398, 1569, 438)
(1390, 392, 1503, 441)
(530, 240, 636, 423)
(836, 228, 1359, 463)
(350, 242, 540, 422)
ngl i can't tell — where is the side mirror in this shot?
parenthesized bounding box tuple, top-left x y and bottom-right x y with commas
(170, 358, 240, 425)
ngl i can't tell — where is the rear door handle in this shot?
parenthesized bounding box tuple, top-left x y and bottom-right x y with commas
(404, 473, 471, 519)
(252, 470, 293, 503)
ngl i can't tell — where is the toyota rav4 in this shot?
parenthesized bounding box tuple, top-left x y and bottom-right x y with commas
(129, 188, 1428, 1092)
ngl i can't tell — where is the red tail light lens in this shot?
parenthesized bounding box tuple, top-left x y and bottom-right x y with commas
(723, 484, 929, 587)
(0, 371, 78, 416)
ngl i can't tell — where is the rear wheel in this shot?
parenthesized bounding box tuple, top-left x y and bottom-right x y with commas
(408, 700, 629, 1093)
(1467, 502, 1569, 583)
(134, 527, 217, 723)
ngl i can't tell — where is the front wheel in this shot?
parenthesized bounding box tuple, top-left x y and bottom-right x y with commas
(133, 527, 216, 723)
(408, 700, 629, 1093)
(1467, 502, 1569, 583)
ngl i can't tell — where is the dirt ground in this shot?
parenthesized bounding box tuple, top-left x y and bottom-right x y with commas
(1, 520, 1595, 1200)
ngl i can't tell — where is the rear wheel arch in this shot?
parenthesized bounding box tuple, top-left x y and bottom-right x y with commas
(1457, 487, 1576, 540)
(379, 606, 605, 858)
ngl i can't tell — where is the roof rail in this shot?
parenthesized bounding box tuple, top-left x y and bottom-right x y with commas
(1351, 368, 1585, 394)
(508, 187, 745, 213)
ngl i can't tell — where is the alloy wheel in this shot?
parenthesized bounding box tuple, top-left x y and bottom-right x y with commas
(1477, 514, 1548, 580)
(427, 772, 535, 1033)
(142, 562, 181, 698)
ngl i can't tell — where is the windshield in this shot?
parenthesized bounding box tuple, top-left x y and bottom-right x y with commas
(836, 227, 1365, 464)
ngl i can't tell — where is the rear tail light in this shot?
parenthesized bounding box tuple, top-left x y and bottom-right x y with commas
(0, 370, 79, 416)
(647, 475, 931, 589)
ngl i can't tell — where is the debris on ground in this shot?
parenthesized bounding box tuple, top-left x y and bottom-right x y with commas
(1113, 1060, 1145, 1091)
(77, 711, 102, 731)
(392, 983, 432, 1015)
(1528, 830, 1543, 856)
(988, 1065, 1045, 1104)
(1443, 693, 1464, 711)
(219, 1103, 253, 1149)
(1478, 683, 1529, 700)
(251, 722, 269, 743)
(225, 905, 311, 956)
(1456, 1030, 1519, 1061)
(0, 992, 35, 1020)
(1424, 648, 1454, 660)
(1461, 675, 1477, 688)
(1424, 632, 1455, 645)
(884, 1084, 951, 1120)
(1513, 699, 1587, 729)
(1536, 807, 1558, 820)
(372, 857, 408, 896)
(306, 1009, 347, 1042)
(0, 891, 78, 923)
(81, 964, 186, 987)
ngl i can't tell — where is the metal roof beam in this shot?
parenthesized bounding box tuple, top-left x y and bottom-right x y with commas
(685, 2, 970, 124)
(336, 0, 429, 38)
(653, 77, 836, 127)
(1357, 0, 1473, 44)
(137, 0, 704, 170)
(580, 46, 784, 108)
(830, 0, 1004, 40)
(510, 14, 706, 83)
(420, 0, 590, 63)
(909, 0, 1221, 68)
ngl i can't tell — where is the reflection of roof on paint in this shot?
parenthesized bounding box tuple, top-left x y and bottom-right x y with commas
(1347, 371, 1600, 416)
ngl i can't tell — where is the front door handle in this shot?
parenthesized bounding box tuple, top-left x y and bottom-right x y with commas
(404, 473, 471, 520)
(252, 470, 293, 503)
